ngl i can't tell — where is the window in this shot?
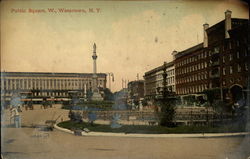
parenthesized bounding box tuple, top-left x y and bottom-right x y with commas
(229, 54, 233, 61)
(222, 67, 226, 75)
(245, 63, 248, 71)
(230, 66, 233, 74)
(214, 47, 219, 53)
(223, 81, 226, 86)
(236, 40, 240, 46)
(237, 51, 240, 58)
(229, 42, 232, 49)
(237, 64, 241, 72)
(244, 38, 247, 43)
(222, 56, 225, 63)
(28, 79, 31, 89)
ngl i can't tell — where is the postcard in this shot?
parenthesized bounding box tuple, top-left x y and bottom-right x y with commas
(1, 0, 249, 159)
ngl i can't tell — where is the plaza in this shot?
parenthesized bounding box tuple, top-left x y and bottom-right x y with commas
(1, 104, 250, 159)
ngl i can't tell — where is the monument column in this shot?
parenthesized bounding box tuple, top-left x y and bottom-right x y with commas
(91, 43, 103, 101)
(92, 43, 98, 92)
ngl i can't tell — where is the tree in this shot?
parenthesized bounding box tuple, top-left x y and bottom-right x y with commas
(158, 98, 176, 127)
(103, 88, 114, 101)
(203, 88, 220, 107)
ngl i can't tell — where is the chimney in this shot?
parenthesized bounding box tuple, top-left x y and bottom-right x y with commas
(225, 10, 232, 39)
(203, 23, 209, 48)
(172, 50, 178, 60)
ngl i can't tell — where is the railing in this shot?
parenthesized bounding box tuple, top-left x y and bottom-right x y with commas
(75, 109, 233, 124)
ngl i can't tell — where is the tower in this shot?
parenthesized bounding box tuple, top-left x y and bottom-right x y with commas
(91, 43, 103, 101)
(92, 43, 98, 92)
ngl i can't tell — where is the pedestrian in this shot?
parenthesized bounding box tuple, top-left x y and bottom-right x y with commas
(10, 106, 21, 128)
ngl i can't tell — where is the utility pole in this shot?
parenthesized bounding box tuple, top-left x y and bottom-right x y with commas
(122, 78, 124, 89)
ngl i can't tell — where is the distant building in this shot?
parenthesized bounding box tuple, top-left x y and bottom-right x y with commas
(174, 10, 249, 103)
(127, 80, 144, 106)
(144, 61, 175, 103)
(1, 72, 107, 101)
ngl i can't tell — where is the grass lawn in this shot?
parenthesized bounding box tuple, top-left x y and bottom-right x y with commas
(57, 120, 246, 134)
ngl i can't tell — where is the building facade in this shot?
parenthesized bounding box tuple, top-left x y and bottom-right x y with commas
(127, 80, 144, 105)
(1, 72, 107, 100)
(144, 61, 175, 101)
(174, 44, 209, 95)
(174, 10, 249, 103)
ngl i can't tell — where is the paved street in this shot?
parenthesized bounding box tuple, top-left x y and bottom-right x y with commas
(1, 104, 250, 159)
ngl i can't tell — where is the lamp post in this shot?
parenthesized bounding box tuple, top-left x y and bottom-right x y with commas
(162, 62, 168, 99)
(106, 72, 114, 91)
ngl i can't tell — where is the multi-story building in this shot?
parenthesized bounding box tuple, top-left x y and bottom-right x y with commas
(144, 61, 175, 102)
(174, 44, 208, 95)
(1, 72, 107, 101)
(127, 80, 144, 105)
(174, 10, 249, 103)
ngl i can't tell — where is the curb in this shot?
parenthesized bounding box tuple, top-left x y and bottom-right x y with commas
(54, 124, 250, 138)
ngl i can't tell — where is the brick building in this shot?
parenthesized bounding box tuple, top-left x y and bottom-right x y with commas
(174, 10, 249, 102)
(174, 44, 208, 95)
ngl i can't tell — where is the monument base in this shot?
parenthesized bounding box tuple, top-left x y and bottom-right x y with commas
(91, 92, 103, 101)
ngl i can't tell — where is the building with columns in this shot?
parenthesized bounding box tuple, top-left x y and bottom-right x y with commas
(1, 71, 107, 101)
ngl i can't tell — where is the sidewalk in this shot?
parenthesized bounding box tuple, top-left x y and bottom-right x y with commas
(54, 124, 250, 138)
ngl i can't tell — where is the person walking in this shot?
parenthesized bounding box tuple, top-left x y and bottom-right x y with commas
(10, 106, 22, 128)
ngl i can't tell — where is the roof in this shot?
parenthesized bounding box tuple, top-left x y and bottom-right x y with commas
(174, 43, 203, 59)
(128, 80, 144, 85)
(206, 18, 248, 34)
(144, 61, 174, 76)
(174, 18, 248, 59)
(1, 71, 107, 78)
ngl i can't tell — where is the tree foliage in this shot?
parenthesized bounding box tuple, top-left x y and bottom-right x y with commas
(157, 98, 176, 127)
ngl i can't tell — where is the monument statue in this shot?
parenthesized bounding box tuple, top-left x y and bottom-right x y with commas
(91, 43, 103, 101)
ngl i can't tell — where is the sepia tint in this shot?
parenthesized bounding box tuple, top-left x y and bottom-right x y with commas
(1, 0, 250, 159)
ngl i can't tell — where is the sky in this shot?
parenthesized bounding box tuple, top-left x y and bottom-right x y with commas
(1, 0, 249, 92)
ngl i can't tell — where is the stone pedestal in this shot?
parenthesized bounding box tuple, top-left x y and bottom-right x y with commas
(91, 91, 103, 101)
